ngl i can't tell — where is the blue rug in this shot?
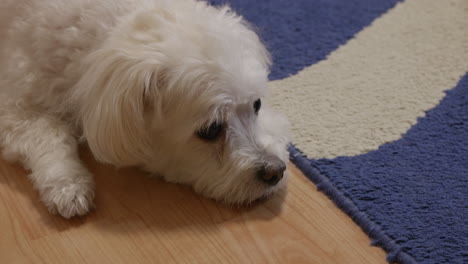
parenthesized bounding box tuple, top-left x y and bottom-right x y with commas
(291, 75, 468, 263)
(209, 0, 402, 80)
(210, 0, 468, 263)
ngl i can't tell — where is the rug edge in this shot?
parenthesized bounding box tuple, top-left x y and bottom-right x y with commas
(288, 144, 417, 264)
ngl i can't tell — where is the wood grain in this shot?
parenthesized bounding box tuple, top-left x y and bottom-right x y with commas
(0, 147, 387, 264)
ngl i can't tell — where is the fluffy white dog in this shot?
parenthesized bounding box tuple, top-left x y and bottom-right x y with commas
(0, 0, 290, 218)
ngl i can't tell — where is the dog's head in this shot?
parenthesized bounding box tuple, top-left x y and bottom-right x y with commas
(75, 2, 290, 204)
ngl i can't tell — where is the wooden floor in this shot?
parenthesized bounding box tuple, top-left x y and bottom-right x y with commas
(0, 147, 387, 264)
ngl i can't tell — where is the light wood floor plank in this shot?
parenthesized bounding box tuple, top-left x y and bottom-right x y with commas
(0, 148, 387, 263)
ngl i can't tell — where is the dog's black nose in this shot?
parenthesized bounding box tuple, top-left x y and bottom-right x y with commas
(256, 162, 286, 186)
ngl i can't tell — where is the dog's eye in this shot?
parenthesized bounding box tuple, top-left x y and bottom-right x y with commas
(197, 122, 223, 141)
(253, 99, 261, 114)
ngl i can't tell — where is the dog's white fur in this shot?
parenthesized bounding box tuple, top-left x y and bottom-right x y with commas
(0, 0, 289, 218)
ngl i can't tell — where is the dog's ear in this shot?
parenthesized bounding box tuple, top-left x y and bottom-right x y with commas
(75, 48, 163, 166)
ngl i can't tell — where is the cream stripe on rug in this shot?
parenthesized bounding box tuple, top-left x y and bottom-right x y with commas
(269, 0, 468, 159)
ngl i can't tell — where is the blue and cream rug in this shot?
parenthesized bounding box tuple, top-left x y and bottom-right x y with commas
(210, 0, 467, 263)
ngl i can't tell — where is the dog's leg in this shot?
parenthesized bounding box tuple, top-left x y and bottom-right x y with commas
(0, 101, 94, 218)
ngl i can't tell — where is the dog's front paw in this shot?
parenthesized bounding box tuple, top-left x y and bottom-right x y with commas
(42, 181, 95, 218)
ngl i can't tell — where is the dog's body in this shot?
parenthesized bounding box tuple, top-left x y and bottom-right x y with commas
(0, 0, 289, 218)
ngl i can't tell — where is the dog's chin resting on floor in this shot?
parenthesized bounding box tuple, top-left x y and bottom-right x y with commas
(0, 0, 290, 218)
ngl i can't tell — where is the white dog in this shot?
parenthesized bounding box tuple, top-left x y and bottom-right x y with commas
(0, 0, 290, 218)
